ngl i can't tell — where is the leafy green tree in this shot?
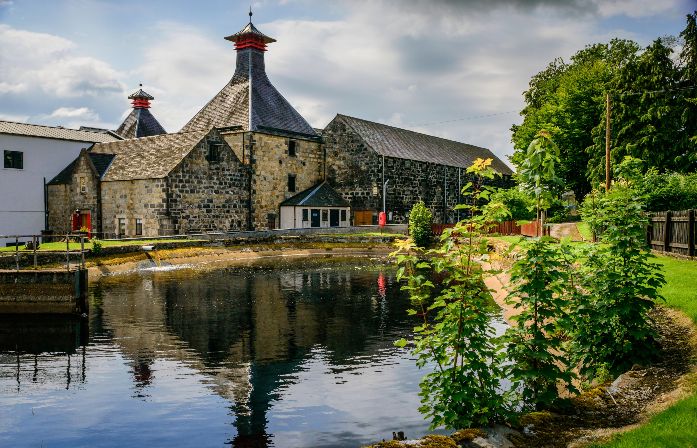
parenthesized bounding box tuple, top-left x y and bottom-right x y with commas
(512, 39, 639, 199)
(575, 182, 665, 377)
(393, 158, 510, 429)
(409, 201, 433, 248)
(679, 11, 697, 159)
(489, 188, 536, 221)
(588, 38, 687, 181)
(517, 130, 561, 235)
(504, 238, 578, 409)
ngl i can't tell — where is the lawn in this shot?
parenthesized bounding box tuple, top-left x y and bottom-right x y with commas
(0, 238, 199, 252)
(594, 254, 697, 447)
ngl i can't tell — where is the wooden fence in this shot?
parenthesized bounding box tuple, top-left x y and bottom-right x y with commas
(432, 221, 523, 237)
(648, 210, 696, 256)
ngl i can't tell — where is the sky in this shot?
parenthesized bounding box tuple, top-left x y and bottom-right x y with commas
(0, 0, 694, 166)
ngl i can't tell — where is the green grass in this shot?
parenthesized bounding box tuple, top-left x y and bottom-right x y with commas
(576, 221, 593, 241)
(0, 238, 198, 252)
(594, 254, 697, 447)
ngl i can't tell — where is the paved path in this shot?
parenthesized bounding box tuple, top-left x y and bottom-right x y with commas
(549, 222, 584, 241)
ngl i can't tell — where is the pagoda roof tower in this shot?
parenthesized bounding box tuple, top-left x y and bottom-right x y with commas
(181, 10, 317, 137)
(116, 85, 167, 139)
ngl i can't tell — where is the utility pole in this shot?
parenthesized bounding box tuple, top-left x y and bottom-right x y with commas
(605, 92, 611, 191)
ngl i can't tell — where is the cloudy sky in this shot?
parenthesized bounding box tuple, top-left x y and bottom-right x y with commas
(0, 0, 694, 165)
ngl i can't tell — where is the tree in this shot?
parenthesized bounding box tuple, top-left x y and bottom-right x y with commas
(679, 11, 697, 162)
(409, 201, 433, 248)
(511, 40, 639, 200)
(588, 38, 687, 181)
(393, 158, 510, 429)
(517, 130, 561, 235)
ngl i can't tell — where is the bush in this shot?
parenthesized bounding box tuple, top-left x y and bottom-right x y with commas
(574, 183, 665, 376)
(409, 201, 433, 248)
(489, 188, 535, 221)
(636, 170, 697, 212)
(91, 239, 103, 255)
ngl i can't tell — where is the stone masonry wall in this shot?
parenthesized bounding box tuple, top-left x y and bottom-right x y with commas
(322, 118, 512, 224)
(47, 152, 100, 234)
(167, 130, 249, 233)
(101, 179, 167, 238)
(222, 132, 323, 230)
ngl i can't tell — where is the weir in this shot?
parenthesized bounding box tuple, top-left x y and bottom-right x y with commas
(0, 268, 88, 314)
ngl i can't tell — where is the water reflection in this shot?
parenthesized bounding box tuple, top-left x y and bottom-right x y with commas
(2, 262, 447, 447)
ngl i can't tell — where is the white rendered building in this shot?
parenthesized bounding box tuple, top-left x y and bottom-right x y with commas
(0, 121, 120, 245)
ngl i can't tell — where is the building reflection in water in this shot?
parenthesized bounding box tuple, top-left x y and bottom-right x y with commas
(0, 262, 414, 447)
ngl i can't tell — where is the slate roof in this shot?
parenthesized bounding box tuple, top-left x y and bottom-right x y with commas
(181, 37, 317, 138)
(48, 152, 116, 185)
(90, 130, 208, 181)
(225, 22, 276, 44)
(128, 88, 154, 100)
(0, 120, 121, 143)
(280, 182, 350, 207)
(116, 108, 167, 139)
(335, 115, 513, 175)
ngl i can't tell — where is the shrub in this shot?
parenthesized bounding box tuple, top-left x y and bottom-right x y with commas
(409, 201, 433, 248)
(504, 237, 578, 409)
(91, 239, 103, 255)
(637, 169, 697, 211)
(573, 183, 665, 376)
(393, 158, 510, 429)
(489, 188, 535, 221)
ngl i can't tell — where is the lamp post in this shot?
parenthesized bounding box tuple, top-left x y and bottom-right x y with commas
(382, 179, 389, 214)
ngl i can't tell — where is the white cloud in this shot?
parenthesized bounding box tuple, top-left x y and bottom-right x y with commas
(0, 113, 29, 123)
(48, 107, 100, 121)
(0, 24, 125, 98)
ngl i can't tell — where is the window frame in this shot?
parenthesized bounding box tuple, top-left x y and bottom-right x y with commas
(321, 210, 328, 222)
(287, 174, 296, 193)
(302, 208, 309, 221)
(341, 210, 347, 222)
(117, 218, 126, 237)
(206, 142, 223, 164)
(135, 218, 143, 236)
(288, 140, 297, 157)
(3, 150, 23, 170)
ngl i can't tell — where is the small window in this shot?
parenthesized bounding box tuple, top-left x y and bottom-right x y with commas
(135, 218, 143, 236)
(206, 142, 222, 163)
(79, 176, 87, 193)
(118, 218, 126, 237)
(302, 209, 309, 221)
(321, 210, 328, 222)
(288, 140, 297, 157)
(341, 210, 347, 221)
(3, 150, 23, 169)
(288, 174, 296, 193)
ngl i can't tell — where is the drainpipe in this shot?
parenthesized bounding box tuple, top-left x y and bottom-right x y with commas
(443, 166, 447, 223)
(457, 168, 461, 222)
(381, 155, 385, 213)
(383, 179, 389, 214)
(43, 177, 49, 231)
(246, 133, 255, 231)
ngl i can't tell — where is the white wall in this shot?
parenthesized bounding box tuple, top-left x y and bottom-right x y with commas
(280, 206, 350, 229)
(0, 134, 90, 245)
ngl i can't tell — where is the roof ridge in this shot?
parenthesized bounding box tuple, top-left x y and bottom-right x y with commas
(97, 128, 205, 145)
(336, 114, 490, 151)
(298, 182, 326, 206)
(0, 119, 108, 134)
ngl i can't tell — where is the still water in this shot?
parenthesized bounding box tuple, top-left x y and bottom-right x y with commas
(0, 260, 504, 447)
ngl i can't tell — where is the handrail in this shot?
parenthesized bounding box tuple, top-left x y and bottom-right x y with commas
(0, 233, 87, 272)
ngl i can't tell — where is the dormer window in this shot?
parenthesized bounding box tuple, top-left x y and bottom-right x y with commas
(207, 142, 223, 163)
(288, 140, 297, 157)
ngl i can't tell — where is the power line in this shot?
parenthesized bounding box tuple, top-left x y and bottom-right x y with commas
(407, 110, 519, 127)
(616, 84, 697, 98)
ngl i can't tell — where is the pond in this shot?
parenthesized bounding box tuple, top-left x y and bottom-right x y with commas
(0, 259, 506, 447)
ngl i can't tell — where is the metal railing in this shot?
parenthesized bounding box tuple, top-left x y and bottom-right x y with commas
(0, 234, 88, 271)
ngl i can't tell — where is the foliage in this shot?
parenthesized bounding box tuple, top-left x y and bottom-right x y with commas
(517, 129, 562, 233)
(409, 201, 433, 248)
(511, 39, 639, 199)
(490, 188, 536, 221)
(635, 169, 697, 212)
(504, 237, 578, 409)
(392, 158, 510, 429)
(574, 183, 665, 376)
(90, 239, 103, 255)
(513, 12, 697, 200)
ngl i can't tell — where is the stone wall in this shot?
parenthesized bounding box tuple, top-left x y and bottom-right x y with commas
(101, 178, 167, 238)
(222, 131, 323, 230)
(47, 151, 100, 234)
(322, 118, 512, 224)
(167, 130, 249, 233)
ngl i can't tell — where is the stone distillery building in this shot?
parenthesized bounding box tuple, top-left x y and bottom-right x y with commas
(47, 14, 511, 237)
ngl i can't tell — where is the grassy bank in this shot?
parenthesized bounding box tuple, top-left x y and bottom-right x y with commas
(593, 255, 697, 447)
(0, 238, 198, 252)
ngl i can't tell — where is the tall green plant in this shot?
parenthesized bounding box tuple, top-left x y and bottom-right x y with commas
(393, 158, 510, 429)
(504, 238, 578, 409)
(574, 183, 665, 376)
(409, 201, 433, 248)
(517, 129, 561, 236)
